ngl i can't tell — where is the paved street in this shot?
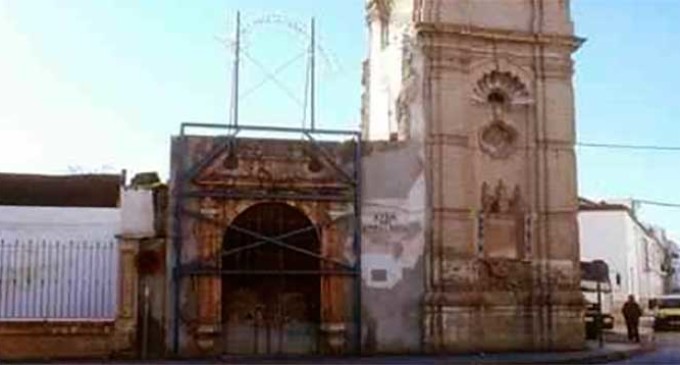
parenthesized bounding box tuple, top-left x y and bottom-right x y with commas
(612, 331, 680, 364)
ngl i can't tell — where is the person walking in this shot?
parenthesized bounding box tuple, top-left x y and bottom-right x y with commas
(622, 294, 643, 343)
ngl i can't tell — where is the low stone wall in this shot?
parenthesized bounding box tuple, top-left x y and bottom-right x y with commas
(0, 321, 135, 360)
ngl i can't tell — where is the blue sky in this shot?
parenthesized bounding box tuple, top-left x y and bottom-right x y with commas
(573, 1, 680, 240)
(1, 1, 679, 239)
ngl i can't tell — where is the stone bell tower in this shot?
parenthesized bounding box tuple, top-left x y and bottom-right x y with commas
(362, 0, 585, 352)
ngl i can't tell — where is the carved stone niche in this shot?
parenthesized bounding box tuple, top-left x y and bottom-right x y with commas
(480, 181, 525, 259)
(472, 70, 531, 106)
(473, 70, 529, 160)
(481, 180, 522, 215)
(479, 119, 518, 159)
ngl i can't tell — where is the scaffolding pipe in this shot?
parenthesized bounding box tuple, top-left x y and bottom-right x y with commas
(171, 123, 361, 356)
(181, 122, 359, 136)
(171, 133, 187, 354)
(234, 12, 241, 127)
(353, 135, 363, 354)
(310, 18, 316, 131)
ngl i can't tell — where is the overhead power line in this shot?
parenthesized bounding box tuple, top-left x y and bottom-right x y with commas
(577, 142, 680, 151)
(635, 199, 680, 209)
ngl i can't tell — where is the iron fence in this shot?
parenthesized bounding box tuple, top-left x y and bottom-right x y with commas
(0, 237, 118, 321)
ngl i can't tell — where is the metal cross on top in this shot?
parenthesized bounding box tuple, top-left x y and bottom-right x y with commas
(217, 12, 330, 131)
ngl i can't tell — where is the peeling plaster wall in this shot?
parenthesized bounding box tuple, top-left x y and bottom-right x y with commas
(361, 2, 428, 349)
(360, 141, 425, 353)
(363, 0, 419, 141)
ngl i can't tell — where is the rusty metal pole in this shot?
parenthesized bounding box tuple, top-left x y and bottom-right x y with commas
(142, 283, 150, 358)
(597, 278, 603, 348)
(310, 17, 316, 131)
(234, 11, 241, 128)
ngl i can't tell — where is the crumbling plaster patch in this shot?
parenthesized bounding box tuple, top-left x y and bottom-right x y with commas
(361, 144, 426, 288)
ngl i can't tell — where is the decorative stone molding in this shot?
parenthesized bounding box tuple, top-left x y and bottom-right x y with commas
(395, 35, 419, 140)
(119, 239, 139, 320)
(481, 180, 523, 215)
(427, 133, 469, 147)
(473, 70, 531, 106)
(366, 0, 393, 21)
(415, 22, 585, 51)
(478, 119, 518, 159)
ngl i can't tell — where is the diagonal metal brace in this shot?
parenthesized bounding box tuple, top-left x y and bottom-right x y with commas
(182, 132, 240, 182)
(227, 224, 354, 270)
(183, 208, 353, 270)
(303, 132, 355, 186)
(222, 224, 320, 258)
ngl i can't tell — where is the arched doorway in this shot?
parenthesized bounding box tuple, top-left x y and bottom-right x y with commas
(221, 202, 321, 355)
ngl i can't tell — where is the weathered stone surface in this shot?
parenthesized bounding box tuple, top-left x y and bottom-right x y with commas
(169, 137, 359, 356)
(363, 0, 585, 353)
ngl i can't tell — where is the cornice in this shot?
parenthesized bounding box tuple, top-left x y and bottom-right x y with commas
(416, 22, 585, 52)
(365, 0, 392, 22)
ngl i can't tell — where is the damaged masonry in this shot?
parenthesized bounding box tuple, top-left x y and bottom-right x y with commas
(167, 0, 585, 356)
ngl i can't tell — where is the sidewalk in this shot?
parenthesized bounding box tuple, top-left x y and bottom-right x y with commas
(10, 333, 654, 365)
(215, 342, 650, 364)
(604, 316, 655, 343)
(30, 343, 648, 365)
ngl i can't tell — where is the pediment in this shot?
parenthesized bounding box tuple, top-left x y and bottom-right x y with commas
(191, 138, 350, 191)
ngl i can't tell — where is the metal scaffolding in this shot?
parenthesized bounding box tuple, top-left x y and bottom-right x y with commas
(170, 12, 361, 355)
(170, 123, 362, 355)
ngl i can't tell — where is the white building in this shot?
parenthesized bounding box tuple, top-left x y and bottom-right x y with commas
(0, 173, 155, 320)
(579, 198, 670, 312)
(668, 241, 680, 293)
(651, 229, 680, 294)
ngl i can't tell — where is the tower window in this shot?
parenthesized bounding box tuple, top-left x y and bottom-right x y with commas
(380, 20, 389, 49)
(487, 90, 507, 105)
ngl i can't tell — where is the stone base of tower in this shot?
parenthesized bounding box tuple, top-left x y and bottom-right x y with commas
(424, 295, 585, 353)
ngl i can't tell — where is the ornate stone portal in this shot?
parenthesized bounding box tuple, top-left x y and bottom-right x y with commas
(170, 137, 358, 356)
(363, 0, 585, 352)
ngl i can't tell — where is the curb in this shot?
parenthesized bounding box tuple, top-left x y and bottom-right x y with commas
(0, 344, 656, 365)
(543, 344, 656, 364)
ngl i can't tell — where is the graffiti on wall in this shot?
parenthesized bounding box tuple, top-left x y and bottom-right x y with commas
(361, 173, 425, 289)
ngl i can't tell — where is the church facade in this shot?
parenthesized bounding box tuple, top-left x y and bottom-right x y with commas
(167, 0, 585, 356)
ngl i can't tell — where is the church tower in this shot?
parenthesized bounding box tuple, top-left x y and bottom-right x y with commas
(362, 0, 585, 351)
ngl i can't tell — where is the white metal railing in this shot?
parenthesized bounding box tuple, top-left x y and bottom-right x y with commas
(0, 238, 119, 321)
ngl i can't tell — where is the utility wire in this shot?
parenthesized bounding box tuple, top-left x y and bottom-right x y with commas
(577, 143, 680, 208)
(635, 199, 680, 209)
(577, 142, 680, 151)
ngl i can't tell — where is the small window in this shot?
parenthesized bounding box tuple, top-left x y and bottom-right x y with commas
(487, 90, 507, 105)
(371, 269, 388, 282)
(616, 273, 622, 286)
(380, 20, 389, 49)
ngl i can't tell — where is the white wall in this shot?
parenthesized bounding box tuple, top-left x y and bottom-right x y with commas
(579, 208, 668, 310)
(0, 206, 120, 239)
(579, 210, 630, 304)
(120, 188, 155, 238)
(670, 243, 680, 292)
